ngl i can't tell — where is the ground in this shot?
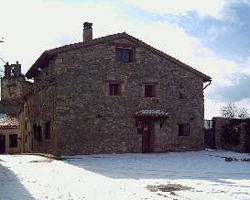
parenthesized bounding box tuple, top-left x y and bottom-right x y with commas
(1, 150, 250, 200)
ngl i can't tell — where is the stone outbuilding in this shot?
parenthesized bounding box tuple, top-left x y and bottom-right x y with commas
(0, 115, 20, 154)
(3, 23, 212, 155)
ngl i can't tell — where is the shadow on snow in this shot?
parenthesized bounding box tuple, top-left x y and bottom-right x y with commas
(62, 151, 250, 183)
(0, 157, 35, 200)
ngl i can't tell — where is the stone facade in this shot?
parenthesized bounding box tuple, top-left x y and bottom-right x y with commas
(213, 117, 250, 153)
(0, 62, 32, 115)
(17, 25, 211, 155)
(0, 115, 20, 154)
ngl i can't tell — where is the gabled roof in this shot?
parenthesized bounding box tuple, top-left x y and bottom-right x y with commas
(25, 32, 211, 82)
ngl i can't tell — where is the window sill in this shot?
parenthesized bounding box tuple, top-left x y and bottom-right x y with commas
(115, 60, 136, 64)
(108, 95, 122, 97)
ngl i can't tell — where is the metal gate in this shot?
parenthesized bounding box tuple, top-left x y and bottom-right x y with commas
(204, 120, 215, 149)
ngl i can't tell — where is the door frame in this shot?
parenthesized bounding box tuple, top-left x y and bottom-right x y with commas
(0, 135, 6, 154)
(142, 120, 154, 153)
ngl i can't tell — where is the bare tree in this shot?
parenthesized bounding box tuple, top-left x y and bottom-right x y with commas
(220, 103, 249, 119)
(237, 107, 249, 119)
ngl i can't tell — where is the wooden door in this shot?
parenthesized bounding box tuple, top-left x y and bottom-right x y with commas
(0, 135, 6, 154)
(142, 121, 152, 153)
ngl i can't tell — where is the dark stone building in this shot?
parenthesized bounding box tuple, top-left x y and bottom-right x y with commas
(15, 23, 211, 155)
(0, 115, 20, 154)
(0, 62, 32, 115)
(0, 62, 32, 154)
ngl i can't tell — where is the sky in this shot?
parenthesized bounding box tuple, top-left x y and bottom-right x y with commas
(0, 0, 250, 119)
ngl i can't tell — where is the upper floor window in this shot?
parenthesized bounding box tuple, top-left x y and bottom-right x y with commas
(178, 124, 190, 136)
(109, 83, 121, 95)
(115, 48, 134, 62)
(145, 85, 155, 97)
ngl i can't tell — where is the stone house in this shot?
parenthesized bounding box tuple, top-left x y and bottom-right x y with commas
(0, 115, 20, 154)
(0, 61, 31, 154)
(4, 23, 211, 155)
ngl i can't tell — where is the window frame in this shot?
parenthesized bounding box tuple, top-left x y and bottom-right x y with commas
(24, 121, 27, 130)
(45, 121, 51, 139)
(109, 83, 121, 96)
(37, 126, 42, 142)
(179, 92, 184, 99)
(33, 124, 37, 140)
(115, 47, 134, 63)
(9, 134, 18, 148)
(178, 123, 190, 136)
(145, 84, 156, 97)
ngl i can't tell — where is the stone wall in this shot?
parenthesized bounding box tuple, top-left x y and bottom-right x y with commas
(0, 126, 20, 154)
(213, 117, 250, 152)
(20, 59, 57, 154)
(0, 61, 33, 104)
(1, 77, 25, 103)
(52, 38, 204, 155)
(212, 117, 226, 149)
(0, 62, 33, 115)
(23, 37, 205, 155)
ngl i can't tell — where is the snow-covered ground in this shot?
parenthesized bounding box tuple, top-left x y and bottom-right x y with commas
(1, 150, 250, 200)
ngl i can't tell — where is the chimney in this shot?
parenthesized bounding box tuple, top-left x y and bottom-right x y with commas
(83, 22, 93, 42)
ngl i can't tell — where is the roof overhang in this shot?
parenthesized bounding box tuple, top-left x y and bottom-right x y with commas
(135, 110, 169, 118)
(135, 110, 168, 128)
(25, 32, 212, 81)
(25, 51, 52, 79)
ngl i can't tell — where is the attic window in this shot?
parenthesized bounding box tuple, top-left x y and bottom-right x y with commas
(115, 48, 133, 62)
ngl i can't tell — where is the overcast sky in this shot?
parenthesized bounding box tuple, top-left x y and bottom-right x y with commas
(0, 0, 250, 119)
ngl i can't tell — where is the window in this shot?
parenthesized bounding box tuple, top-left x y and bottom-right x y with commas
(9, 134, 18, 148)
(179, 92, 187, 99)
(115, 48, 133, 62)
(37, 126, 42, 142)
(33, 124, 37, 140)
(45, 121, 51, 139)
(178, 124, 190, 136)
(24, 121, 27, 130)
(179, 92, 184, 99)
(145, 85, 155, 97)
(109, 84, 121, 95)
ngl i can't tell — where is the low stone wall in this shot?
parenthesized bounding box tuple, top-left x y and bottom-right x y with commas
(213, 117, 250, 153)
